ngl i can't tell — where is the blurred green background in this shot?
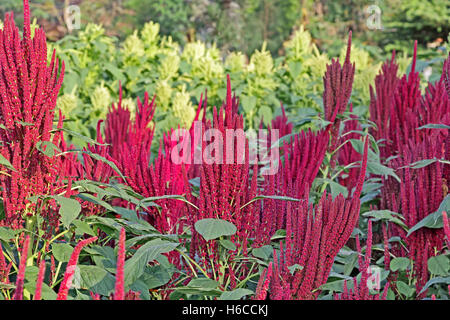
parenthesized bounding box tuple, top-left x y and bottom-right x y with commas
(1, 0, 449, 58)
(1, 0, 448, 147)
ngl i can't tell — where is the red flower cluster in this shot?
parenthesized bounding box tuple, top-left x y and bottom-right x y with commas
(370, 44, 450, 296)
(0, 0, 76, 236)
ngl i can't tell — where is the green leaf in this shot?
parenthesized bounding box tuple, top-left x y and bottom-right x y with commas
(0, 282, 15, 290)
(428, 255, 450, 277)
(350, 139, 379, 162)
(419, 276, 450, 294)
(258, 106, 273, 125)
(241, 195, 302, 210)
(77, 193, 116, 213)
(81, 150, 127, 182)
(362, 210, 408, 231)
(219, 288, 254, 300)
(140, 265, 172, 290)
(188, 278, 219, 289)
(241, 95, 257, 114)
(252, 245, 273, 261)
(24, 266, 39, 283)
(0, 227, 16, 241)
(396, 281, 415, 298)
(408, 159, 437, 169)
(194, 219, 237, 241)
(52, 196, 81, 228)
(52, 243, 73, 263)
(140, 195, 198, 210)
(407, 195, 450, 236)
(36, 141, 61, 157)
(104, 62, 125, 82)
(270, 229, 286, 241)
(16, 120, 34, 127)
(72, 219, 96, 236)
(287, 264, 304, 275)
(24, 282, 57, 300)
(124, 239, 179, 286)
(343, 253, 358, 276)
(366, 161, 400, 182)
(219, 239, 236, 251)
(78, 265, 115, 296)
(417, 124, 450, 130)
(288, 61, 302, 79)
(390, 257, 411, 272)
(319, 280, 345, 293)
(53, 128, 109, 146)
(0, 154, 16, 171)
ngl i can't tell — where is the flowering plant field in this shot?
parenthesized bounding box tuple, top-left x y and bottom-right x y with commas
(0, 1, 449, 301)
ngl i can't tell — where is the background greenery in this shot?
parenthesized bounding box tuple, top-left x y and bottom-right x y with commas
(1, 0, 449, 56)
(0, 0, 449, 145)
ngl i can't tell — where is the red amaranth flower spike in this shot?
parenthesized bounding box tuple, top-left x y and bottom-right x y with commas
(13, 235, 30, 300)
(34, 259, 46, 300)
(0, 0, 67, 232)
(57, 236, 97, 300)
(322, 31, 355, 168)
(323, 31, 355, 121)
(254, 262, 273, 300)
(114, 227, 126, 300)
(264, 136, 369, 300)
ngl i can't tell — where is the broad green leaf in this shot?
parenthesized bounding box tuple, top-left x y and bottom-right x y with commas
(24, 266, 39, 283)
(52, 243, 73, 263)
(252, 245, 273, 261)
(219, 288, 254, 300)
(343, 253, 358, 276)
(77, 193, 116, 213)
(24, 282, 57, 300)
(78, 265, 115, 296)
(72, 219, 96, 236)
(241, 95, 257, 114)
(140, 265, 172, 290)
(0, 227, 16, 241)
(52, 196, 81, 228)
(36, 141, 61, 157)
(407, 195, 450, 236)
(396, 281, 415, 298)
(366, 161, 400, 182)
(288, 61, 302, 79)
(194, 219, 237, 241)
(428, 255, 450, 277)
(390, 257, 411, 272)
(319, 280, 345, 293)
(350, 139, 379, 162)
(258, 105, 273, 125)
(362, 210, 408, 231)
(188, 278, 219, 289)
(124, 239, 179, 286)
(219, 239, 236, 251)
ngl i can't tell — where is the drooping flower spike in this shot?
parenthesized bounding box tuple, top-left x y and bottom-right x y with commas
(57, 237, 97, 300)
(13, 235, 30, 300)
(114, 228, 126, 300)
